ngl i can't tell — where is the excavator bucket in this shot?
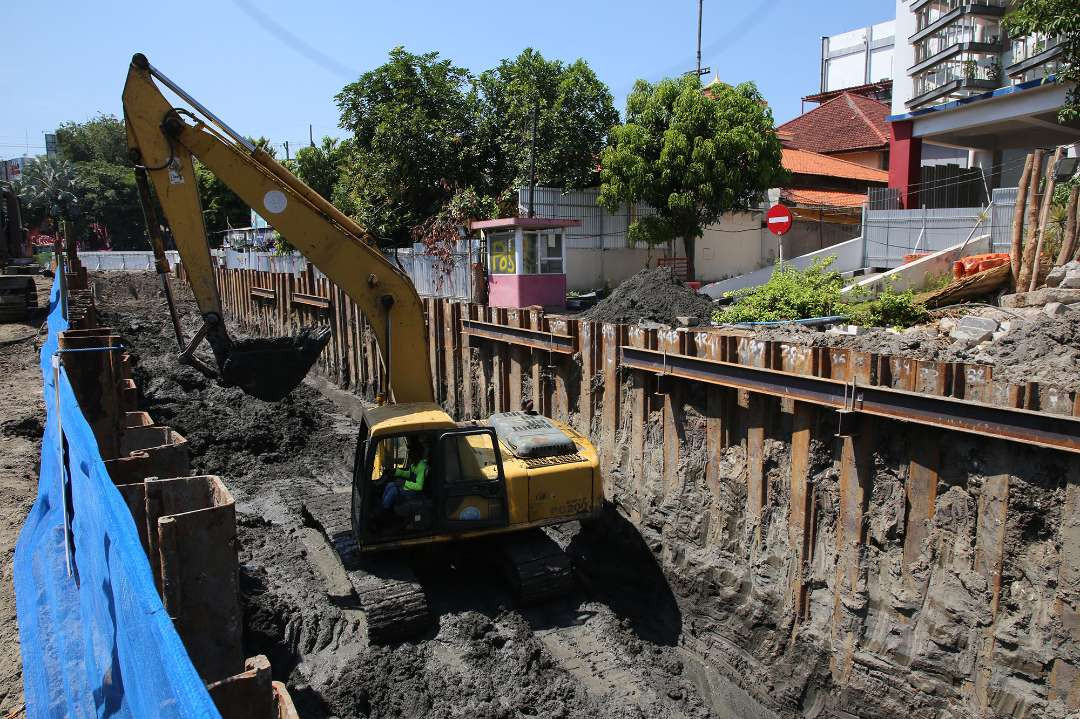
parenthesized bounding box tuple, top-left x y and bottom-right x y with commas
(220, 326, 332, 402)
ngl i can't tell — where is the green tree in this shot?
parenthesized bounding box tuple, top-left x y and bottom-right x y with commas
(598, 76, 786, 279)
(52, 114, 147, 249)
(334, 47, 481, 249)
(476, 48, 618, 192)
(14, 157, 81, 226)
(56, 114, 129, 165)
(1004, 0, 1080, 122)
(289, 136, 347, 201)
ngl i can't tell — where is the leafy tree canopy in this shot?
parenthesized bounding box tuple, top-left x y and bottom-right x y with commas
(14, 156, 82, 224)
(56, 114, 130, 165)
(333, 46, 617, 249)
(1004, 0, 1080, 122)
(288, 136, 348, 202)
(476, 48, 618, 192)
(598, 76, 786, 278)
(334, 47, 481, 248)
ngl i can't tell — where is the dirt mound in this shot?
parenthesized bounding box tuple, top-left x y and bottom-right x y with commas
(584, 267, 714, 326)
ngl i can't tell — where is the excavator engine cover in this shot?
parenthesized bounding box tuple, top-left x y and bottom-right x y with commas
(490, 411, 577, 459)
(220, 326, 332, 402)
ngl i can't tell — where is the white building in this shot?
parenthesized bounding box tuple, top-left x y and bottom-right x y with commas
(888, 0, 1078, 206)
(820, 21, 896, 96)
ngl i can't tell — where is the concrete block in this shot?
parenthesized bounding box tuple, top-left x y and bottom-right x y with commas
(1000, 288, 1080, 308)
(827, 324, 866, 336)
(957, 315, 999, 333)
(675, 316, 700, 327)
(1061, 269, 1080, 289)
(1045, 260, 1080, 287)
(950, 315, 999, 343)
(1044, 302, 1069, 317)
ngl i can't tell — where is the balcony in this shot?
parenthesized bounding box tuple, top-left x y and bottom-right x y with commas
(1006, 33, 1065, 80)
(909, 54, 1003, 107)
(910, 0, 1008, 25)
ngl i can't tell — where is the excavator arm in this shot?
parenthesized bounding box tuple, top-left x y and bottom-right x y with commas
(122, 53, 433, 404)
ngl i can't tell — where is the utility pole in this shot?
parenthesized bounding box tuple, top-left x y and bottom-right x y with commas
(283, 141, 290, 161)
(696, 0, 703, 79)
(528, 102, 538, 218)
(685, 0, 711, 82)
(309, 124, 314, 148)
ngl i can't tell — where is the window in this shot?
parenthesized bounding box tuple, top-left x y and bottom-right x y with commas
(541, 233, 564, 274)
(488, 232, 516, 274)
(521, 231, 564, 275)
(440, 432, 500, 484)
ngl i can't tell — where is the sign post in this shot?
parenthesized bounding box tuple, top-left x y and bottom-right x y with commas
(766, 203, 793, 268)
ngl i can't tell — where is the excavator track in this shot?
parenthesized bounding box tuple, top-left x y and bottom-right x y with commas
(499, 529, 576, 605)
(299, 490, 432, 644)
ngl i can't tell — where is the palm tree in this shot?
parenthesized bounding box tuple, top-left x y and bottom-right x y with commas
(14, 156, 81, 223)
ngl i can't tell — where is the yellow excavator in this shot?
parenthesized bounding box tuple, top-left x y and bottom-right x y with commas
(123, 54, 601, 641)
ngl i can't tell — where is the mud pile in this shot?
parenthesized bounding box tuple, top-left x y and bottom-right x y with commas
(584, 267, 714, 326)
(757, 309, 1080, 390)
(93, 271, 738, 719)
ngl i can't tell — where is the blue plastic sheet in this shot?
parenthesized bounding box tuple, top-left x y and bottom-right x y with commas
(14, 276, 220, 718)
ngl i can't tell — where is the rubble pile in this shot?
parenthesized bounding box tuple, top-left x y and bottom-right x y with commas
(583, 267, 714, 326)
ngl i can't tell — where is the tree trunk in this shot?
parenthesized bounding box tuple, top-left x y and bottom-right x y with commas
(684, 235, 696, 282)
(1017, 148, 1046, 291)
(1009, 153, 1033, 282)
(1028, 146, 1064, 292)
(1058, 185, 1080, 266)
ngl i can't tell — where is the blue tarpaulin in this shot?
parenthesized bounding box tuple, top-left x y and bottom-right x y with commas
(14, 276, 220, 718)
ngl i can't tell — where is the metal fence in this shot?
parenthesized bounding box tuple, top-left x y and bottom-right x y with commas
(861, 186, 1018, 267)
(78, 251, 181, 271)
(389, 242, 479, 301)
(516, 186, 655, 250)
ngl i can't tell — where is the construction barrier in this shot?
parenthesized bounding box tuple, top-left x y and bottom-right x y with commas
(14, 276, 220, 718)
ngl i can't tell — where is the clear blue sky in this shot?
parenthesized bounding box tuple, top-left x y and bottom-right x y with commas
(1, 0, 893, 159)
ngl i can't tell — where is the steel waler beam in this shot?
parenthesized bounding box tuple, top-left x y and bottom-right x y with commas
(461, 319, 575, 355)
(620, 346, 1080, 455)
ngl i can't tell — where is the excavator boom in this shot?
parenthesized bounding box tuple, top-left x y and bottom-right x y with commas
(122, 53, 433, 403)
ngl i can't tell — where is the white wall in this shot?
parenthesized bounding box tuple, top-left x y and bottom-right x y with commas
(695, 212, 765, 283)
(892, 0, 917, 116)
(823, 20, 895, 93)
(565, 247, 657, 291)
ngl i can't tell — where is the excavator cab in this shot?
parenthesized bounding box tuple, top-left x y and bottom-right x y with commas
(351, 404, 509, 548)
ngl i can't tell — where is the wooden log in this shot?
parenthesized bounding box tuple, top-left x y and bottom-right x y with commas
(1029, 147, 1065, 291)
(1017, 148, 1047, 291)
(1010, 153, 1034, 280)
(1059, 185, 1080, 266)
(915, 262, 1010, 309)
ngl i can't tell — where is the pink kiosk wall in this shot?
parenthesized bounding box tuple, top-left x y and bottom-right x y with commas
(488, 273, 568, 309)
(471, 216, 579, 310)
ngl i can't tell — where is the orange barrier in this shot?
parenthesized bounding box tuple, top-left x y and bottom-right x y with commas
(953, 253, 1010, 280)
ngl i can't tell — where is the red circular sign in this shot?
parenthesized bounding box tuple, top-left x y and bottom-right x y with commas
(766, 203, 793, 236)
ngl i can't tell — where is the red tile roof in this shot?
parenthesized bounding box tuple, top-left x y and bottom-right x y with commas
(781, 188, 868, 208)
(782, 148, 889, 183)
(777, 93, 890, 154)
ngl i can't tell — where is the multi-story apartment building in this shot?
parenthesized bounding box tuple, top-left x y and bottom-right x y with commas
(888, 0, 1078, 207)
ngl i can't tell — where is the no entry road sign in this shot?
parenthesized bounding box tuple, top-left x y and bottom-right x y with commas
(766, 204, 793, 236)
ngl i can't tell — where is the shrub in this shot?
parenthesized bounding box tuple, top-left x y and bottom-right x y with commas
(714, 257, 929, 328)
(714, 258, 847, 324)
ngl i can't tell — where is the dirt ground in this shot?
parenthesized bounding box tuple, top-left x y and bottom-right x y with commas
(0, 276, 51, 715)
(95, 271, 760, 719)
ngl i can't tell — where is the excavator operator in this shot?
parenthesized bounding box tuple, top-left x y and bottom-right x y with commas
(381, 437, 430, 514)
